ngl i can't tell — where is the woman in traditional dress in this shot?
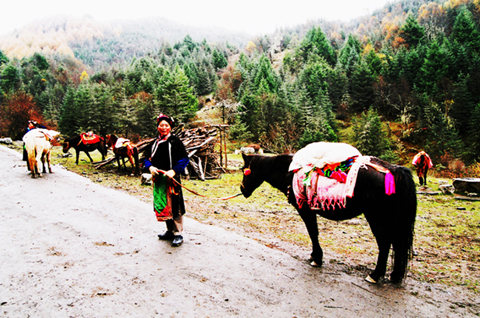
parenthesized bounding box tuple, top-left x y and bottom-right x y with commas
(143, 114, 189, 246)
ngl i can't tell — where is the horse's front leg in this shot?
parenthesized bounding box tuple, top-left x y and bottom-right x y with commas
(85, 151, 94, 163)
(116, 155, 122, 171)
(298, 207, 323, 267)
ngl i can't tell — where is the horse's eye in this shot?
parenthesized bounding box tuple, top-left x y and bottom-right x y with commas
(244, 169, 251, 176)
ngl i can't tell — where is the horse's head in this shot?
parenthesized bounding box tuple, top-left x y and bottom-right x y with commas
(240, 153, 267, 198)
(62, 140, 70, 153)
(105, 134, 117, 148)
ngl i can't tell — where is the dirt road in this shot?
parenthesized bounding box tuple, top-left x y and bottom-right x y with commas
(0, 145, 477, 317)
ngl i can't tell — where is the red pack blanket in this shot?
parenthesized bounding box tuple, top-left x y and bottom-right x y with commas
(412, 151, 433, 168)
(80, 132, 102, 145)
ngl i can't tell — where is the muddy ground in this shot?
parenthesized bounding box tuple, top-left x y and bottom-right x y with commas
(0, 145, 478, 317)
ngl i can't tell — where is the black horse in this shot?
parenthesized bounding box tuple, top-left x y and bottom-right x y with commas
(63, 134, 107, 165)
(241, 153, 417, 284)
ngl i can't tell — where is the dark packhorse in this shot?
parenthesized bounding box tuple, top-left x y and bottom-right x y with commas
(62, 133, 107, 165)
(241, 153, 417, 284)
(412, 151, 433, 186)
(105, 134, 140, 176)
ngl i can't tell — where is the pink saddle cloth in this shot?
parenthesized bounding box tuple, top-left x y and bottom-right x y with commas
(293, 169, 347, 210)
(292, 156, 396, 211)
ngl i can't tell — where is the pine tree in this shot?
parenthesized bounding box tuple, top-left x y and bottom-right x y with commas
(75, 84, 95, 133)
(59, 87, 80, 136)
(298, 60, 330, 103)
(353, 108, 395, 160)
(338, 35, 362, 76)
(402, 48, 423, 87)
(450, 74, 475, 135)
(252, 55, 280, 94)
(92, 83, 117, 136)
(451, 8, 480, 52)
(467, 103, 480, 161)
(423, 101, 464, 161)
(399, 15, 425, 48)
(288, 26, 336, 74)
(420, 39, 449, 94)
(1, 64, 20, 93)
(212, 49, 228, 70)
(364, 48, 383, 77)
(156, 65, 197, 123)
(348, 62, 376, 112)
(328, 65, 348, 109)
(0, 50, 8, 66)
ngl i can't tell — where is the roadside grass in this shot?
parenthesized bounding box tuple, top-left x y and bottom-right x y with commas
(8, 143, 479, 292)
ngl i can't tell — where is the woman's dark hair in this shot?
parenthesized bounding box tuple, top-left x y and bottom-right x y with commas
(156, 114, 174, 127)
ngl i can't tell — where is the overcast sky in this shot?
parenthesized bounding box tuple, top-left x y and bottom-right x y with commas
(1, 0, 394, 36)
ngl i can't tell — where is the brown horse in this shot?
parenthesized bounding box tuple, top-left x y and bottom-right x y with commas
(105, 134, 140, 175)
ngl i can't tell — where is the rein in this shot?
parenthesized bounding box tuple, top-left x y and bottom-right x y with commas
(168, 176, 243, 200)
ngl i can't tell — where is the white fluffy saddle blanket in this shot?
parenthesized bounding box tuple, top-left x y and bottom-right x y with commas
(115, 138, 130, 149)
(289, 142, 361, 172)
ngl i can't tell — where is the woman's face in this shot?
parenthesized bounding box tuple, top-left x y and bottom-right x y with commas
(157, 120, 171, 137)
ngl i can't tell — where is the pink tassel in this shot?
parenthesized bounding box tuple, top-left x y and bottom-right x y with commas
(385, 172, 395, 195)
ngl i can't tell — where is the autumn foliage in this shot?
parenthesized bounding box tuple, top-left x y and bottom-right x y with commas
(0, 92, 45, 139)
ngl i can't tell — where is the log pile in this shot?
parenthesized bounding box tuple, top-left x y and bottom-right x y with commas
(175, 125, 227, 180)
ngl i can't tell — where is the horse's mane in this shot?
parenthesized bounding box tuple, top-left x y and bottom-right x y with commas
(369, 156, 413, 178)
(248, 154, 292, 174)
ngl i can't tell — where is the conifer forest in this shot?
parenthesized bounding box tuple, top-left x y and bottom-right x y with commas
(1, 0, 480, 171)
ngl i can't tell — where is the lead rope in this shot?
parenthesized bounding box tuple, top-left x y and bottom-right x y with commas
(167, 175, 242, 200)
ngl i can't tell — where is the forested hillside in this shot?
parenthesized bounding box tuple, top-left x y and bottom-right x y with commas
(1, 0, 480, 173)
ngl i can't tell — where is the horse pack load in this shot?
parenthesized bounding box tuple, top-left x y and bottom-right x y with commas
(240, 141, 417, 285)
(289, 142, 395, 211)
(80, 132, 102, 145)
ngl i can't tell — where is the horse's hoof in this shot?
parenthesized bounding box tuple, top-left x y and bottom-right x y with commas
(365, 275, 377, 284)
(310, 261, 321, 267)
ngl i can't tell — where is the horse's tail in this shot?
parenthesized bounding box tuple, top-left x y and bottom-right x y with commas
(391, 165, 417, 282)
(100, 136, 108, 158)
(133, 146, 140, 174)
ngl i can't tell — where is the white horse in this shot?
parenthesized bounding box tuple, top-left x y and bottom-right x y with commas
(22, 129, 60, 178)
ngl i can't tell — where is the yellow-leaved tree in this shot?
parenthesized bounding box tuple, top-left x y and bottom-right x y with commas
(80, 70, 89, 82)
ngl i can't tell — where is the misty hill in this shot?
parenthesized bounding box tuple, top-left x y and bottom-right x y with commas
(0, 0, 444, 72)
(0, 15, 252, 72)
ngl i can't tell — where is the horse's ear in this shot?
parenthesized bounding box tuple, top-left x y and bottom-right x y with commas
(242, 152, 249, 163)
(242, 153, 252, 169)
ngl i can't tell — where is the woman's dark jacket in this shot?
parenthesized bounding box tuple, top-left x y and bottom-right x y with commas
(143, 135, 189, 216)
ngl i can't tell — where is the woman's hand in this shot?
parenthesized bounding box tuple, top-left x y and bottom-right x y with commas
(164, 169, 175, 178)
(149, 166, 159, 176)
